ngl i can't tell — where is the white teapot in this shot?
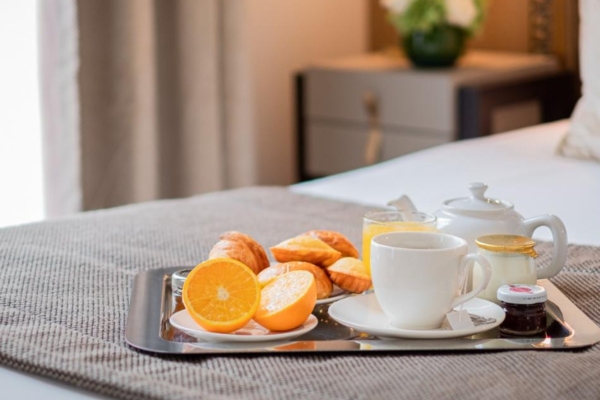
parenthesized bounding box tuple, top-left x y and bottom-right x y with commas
(433, 182, 568, 279)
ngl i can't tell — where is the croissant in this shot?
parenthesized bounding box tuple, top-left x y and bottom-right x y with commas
(326, 257, 371, 294)
(257, 261, 333, 300)
(270, 236, 341, 268)
(301, 230, 359, 258)
(209, 231, 270, 274)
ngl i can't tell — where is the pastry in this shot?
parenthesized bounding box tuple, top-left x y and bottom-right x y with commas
(208, 231, 270, 274)
(257, 261, 333, 300)
(270, 236, 341, 267)
(301, 230, 359, 258)
(326, 257, 371, 293)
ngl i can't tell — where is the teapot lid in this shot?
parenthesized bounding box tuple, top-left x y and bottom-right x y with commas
(444, 183, 513, 212)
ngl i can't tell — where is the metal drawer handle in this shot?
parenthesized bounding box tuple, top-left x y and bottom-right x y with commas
(363, 92, 382, 165)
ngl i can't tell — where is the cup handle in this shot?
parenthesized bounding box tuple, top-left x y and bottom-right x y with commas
(522, 214, 568, 279)
(450, 254, 492, 309)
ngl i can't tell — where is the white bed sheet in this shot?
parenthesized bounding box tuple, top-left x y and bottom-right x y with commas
(0, 366, 109, 400)
(292, 120, 600, 246)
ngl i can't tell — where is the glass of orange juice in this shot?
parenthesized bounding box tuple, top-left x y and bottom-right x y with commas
(362, 211, 437, 276)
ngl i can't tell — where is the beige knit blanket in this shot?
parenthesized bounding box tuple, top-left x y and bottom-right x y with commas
(1, 187, 599, 400)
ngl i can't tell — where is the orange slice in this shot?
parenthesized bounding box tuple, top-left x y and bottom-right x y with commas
(257, 261, 333, 299)
(182, 258, 261, 333)
(254, 270, 317, 331)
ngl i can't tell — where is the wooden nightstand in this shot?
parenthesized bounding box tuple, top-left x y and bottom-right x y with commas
(296, 51, 578, 181)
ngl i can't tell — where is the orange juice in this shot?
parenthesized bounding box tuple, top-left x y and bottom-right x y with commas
(362, 211, 437, 276)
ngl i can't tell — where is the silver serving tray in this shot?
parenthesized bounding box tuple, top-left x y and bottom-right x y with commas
(125, 267, 600, 354)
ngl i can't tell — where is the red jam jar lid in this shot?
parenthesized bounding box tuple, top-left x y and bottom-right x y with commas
(497, 284, 547, 305)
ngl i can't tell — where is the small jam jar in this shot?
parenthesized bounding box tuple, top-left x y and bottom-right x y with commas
(497, 284, 547, 336)
(171, 269, 191, 313)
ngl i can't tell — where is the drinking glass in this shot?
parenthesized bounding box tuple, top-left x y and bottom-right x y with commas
(362, 210, 437, 276)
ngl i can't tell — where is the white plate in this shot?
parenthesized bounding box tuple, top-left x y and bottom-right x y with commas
(328, 294, 505, 339)
(316, 285, 351, 305)
(170, 311, 318, 343)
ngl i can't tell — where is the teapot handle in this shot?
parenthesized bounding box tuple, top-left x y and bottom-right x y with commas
(522, 215, 568, 279)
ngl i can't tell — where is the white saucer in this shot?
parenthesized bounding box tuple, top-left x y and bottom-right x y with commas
(328, 294, 505, 339)
(316, 285, 351, 305)
(170, 310, 318, 343)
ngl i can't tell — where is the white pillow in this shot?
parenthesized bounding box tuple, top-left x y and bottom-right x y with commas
(558, 0, 600, 161)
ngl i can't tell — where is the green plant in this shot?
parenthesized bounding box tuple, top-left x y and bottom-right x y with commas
(383, 0, 487, 36)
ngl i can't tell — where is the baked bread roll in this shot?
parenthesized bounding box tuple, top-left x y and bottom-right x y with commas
(257, 261, 333, 300)
(208, 231, 270, 274)
(327, 257, 371, 293)
(270, 236, 341, 267)
(301, 230, 359, 258)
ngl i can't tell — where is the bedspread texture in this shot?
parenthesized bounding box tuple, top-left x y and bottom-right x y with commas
(0, 187, 599, 400)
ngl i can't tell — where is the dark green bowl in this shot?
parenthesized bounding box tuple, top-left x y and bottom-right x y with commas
(403, 25, 466, 68)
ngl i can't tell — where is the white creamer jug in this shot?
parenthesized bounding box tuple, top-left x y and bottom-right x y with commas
(472, 235, 541, 304)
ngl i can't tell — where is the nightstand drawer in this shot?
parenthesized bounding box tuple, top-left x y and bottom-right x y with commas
(305, 122, 451, 177)
(305, 69, 453, 132)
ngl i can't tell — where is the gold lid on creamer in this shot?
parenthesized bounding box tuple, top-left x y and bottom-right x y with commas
(475, 235, 538, 258)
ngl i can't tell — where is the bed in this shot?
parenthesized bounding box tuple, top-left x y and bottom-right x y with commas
(2, 119, 600, 399)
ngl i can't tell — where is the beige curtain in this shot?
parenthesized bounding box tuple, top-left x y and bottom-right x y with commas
(41, 0, 241, 215)
(40, 0, 368, 217)
(39, 0, 82, 217)
(77, 0, 227, 210)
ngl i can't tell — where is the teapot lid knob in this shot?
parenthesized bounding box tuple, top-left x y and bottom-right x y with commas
(443, 182, 513, 212)
(468, 182, 488, 201)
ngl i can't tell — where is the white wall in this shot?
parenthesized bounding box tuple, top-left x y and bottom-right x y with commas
(225, 1, 368, 187)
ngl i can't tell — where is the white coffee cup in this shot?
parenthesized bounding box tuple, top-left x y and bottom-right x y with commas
(370, 232, 492, 330)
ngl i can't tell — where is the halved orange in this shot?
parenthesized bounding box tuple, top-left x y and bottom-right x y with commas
(253, 270, 317, 331)
(257, 261, 332, 299)
(182, 258, 261, 333)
